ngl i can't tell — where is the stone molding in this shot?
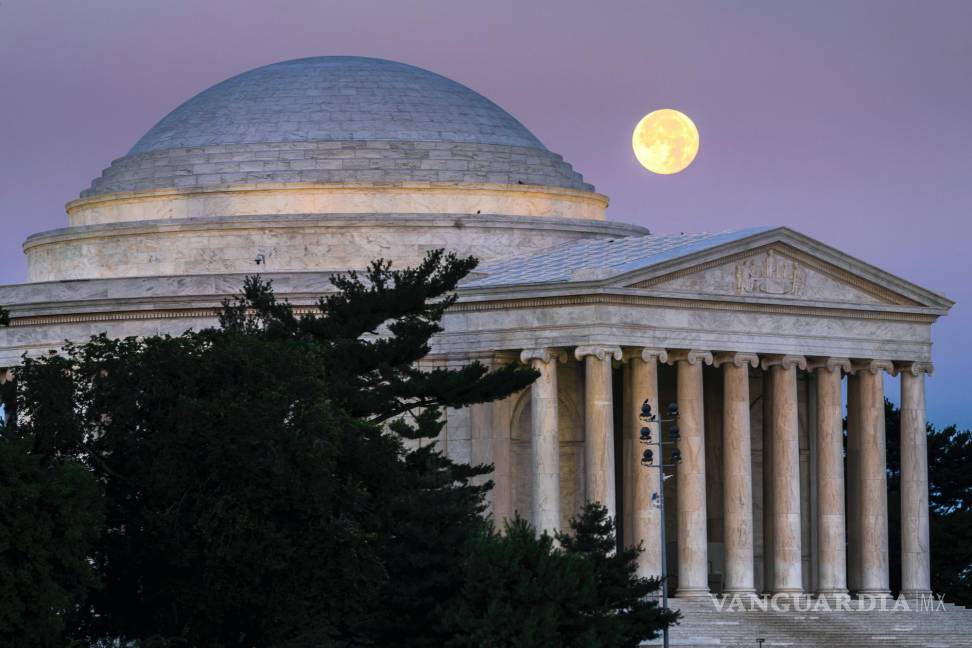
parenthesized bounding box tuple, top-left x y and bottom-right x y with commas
(760, 354, 808, 371)
(450, 293, 939, 323)
(712, 351, 759, 368)
(629, 242, 919, 307)
(621, 347, 668, 364)
(67, 180, 610, 228)
(519, 348, 568, 365)
(80, 140, 595, 200)
(806, 356, 852, 373)
(893, 361, 934, 377)
(574, 345, 623, 362)
(666, 349, 714, 366)
(851, 359, 895, 375)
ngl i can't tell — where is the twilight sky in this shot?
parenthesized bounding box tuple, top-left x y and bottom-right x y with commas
(1, 1, 970, 426)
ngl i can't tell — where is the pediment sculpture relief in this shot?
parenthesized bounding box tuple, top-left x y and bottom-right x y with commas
(733, 249, 806, 297)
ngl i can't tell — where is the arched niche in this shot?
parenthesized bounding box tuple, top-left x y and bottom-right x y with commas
(510, 390, 584, 530)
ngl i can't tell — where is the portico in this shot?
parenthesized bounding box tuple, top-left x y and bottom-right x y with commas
(437, 227, 952, 600)
(478, 344, 932, 599)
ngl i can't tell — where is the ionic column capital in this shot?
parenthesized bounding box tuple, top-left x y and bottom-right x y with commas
(520, 348, 568, 365)
(0, 368, 15, 384)
(713, 352, 759, 368)
(665, 349, 713, 366)
(622, 347, 668, 364)
(760, 354, 807, 371)
(893, 361, 934, 377)
(850, 359, 895, 375)
(574, 345, 623, 362)
(806, 357, 852, 374)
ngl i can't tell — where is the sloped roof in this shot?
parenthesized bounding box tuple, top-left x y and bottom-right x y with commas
(465, 226, 774, 288)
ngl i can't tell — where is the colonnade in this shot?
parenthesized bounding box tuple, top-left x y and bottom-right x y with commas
(518, 346, 933, 600)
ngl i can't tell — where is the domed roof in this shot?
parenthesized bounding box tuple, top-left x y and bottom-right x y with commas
(81, 57, 593, 198)
(129, 56, 546, 154)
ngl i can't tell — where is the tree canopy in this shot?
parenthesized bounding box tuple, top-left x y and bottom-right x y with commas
(1, 250, 676, 647)
(884, 399, 972, 605)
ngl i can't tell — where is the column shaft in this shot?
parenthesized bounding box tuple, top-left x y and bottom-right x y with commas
(583, 353, 617, 519)
(769, 361, 803, 594)
(900, 367, 932, 596)
(522, 351, 561, 534)
(720, 356, 756, 594)
(762, 370, 775, 593)
(814, 363, 848, 595)
(857, 365, 891, 596)
(846, 373, 862, 592)
(626, 350, 665, 578)
(675, 356, 710, 598)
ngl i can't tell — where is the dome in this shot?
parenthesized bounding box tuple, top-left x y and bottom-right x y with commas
(129, 57, 546, 154)
(81, 56, 592, 198)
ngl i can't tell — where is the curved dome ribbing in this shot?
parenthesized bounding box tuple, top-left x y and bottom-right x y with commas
(81, 57, 593, 198)
(129, 56, 546, 154)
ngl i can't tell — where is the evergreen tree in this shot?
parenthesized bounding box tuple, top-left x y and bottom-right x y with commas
(443, 504, 678, 647)
(5, 250, 538, 646)
(0, 356, 103, 647)
(883, 400, 972, 604)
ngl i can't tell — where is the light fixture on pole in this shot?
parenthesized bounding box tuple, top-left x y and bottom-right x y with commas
(639, 399, 681, 648)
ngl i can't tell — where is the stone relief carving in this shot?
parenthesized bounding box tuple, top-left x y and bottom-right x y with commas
(734, 249, 806, 297)
(630, 245, 890, 305)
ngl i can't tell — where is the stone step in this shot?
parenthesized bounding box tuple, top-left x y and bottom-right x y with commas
(640, 599, 972, 648)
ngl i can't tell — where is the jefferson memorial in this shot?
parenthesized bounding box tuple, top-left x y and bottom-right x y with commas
(0, 57, 954, 603)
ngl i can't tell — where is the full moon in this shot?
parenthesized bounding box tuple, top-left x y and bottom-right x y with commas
(632, 109, 699, 174)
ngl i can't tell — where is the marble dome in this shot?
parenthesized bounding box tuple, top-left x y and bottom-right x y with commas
(32, 56, 633, 284)
(81, 56, 592, 198)
(130, 56, 546, 153)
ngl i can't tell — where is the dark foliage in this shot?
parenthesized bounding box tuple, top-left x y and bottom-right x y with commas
(4, 250, 539, 646)
(884, 399, 972, 605)
(0, 432, 103, 647)
(442, 503, 679, 647)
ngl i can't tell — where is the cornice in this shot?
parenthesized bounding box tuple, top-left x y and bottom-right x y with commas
(449, 293, 937, 322)
(627, 242, 919, 307)
(4, 289, 940, 329)
(66, 180, 610, 215)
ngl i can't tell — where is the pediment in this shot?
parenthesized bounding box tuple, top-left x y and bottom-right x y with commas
(624, 242, 919, 307)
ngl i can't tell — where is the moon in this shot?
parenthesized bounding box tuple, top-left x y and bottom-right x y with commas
(632, 109, 699, 174)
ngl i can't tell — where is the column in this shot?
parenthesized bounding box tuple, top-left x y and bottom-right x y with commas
(668, 349, 713, 599)
(854, 359, 894, 597)
(488, 351, 521, 524)
(846, 371, 862, 593)
(0, 368, 15, 427)
(897, 361, 933, 597)
(762, 354, 806, 595)
(714, 352, 759, 596)
(809, 357, 851, 598)
(520, 348, 566, 534)
(762, 369, 775, 593)
(625, 348, 668, 578)
(575, 346, 622, 520)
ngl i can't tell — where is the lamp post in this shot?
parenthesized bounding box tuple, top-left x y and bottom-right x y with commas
(639, 399, 681, 648)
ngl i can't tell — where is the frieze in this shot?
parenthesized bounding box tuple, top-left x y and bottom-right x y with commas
(734, 249, 806, 297)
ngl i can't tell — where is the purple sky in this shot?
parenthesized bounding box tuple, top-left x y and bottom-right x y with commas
(1, 1, 970, 426)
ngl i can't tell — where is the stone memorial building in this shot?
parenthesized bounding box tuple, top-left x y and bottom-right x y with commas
(0, 57, 954, 603)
